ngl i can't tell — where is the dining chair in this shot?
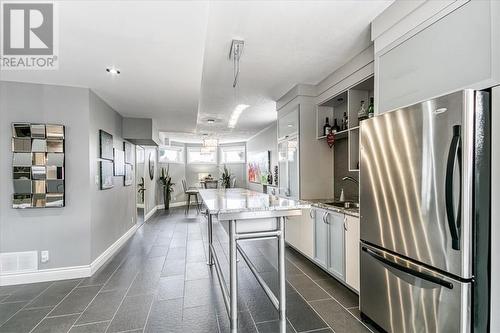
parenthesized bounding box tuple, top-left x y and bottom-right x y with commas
(182, 179, 200, 214)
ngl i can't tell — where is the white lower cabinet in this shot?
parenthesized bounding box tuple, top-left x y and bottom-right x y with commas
(327, 211, 345, 281)
(285, 208, 314, 258)
(312, 208, 360, 292)
(345, 215, 360, 292)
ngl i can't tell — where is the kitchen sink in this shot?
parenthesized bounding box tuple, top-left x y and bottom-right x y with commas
(324, 201, 359, 209)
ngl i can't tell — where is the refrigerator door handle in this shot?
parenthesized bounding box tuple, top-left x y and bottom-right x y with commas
(361, 247, 454, 290)
(445, 125, 462, 250)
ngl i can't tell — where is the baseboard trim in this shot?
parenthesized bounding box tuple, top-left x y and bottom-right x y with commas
(154, 201, 187, 211)
(144, 206, 157, 222)
(89, 224, 139, 275)
(0, 224, 139, 286)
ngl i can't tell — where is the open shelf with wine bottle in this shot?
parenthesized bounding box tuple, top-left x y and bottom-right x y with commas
(315, 75, 374, 171)
(316, 91, 347, 139)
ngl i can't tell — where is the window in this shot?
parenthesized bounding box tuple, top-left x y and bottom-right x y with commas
(159, 146, 184, 164)
(220, 145, 245, 164)
(187, 146, 217, 164)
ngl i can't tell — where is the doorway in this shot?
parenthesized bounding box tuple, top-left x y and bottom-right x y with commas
(136, 145, 145, 225)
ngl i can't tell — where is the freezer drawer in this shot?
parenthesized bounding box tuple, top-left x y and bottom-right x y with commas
(360, 244, 471, 333)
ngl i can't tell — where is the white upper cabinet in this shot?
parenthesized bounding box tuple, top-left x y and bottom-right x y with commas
(278, 108, 299, 140)
(374, 0, 500, 113)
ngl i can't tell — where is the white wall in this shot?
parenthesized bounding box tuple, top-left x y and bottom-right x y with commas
(246, 125, 278, 192)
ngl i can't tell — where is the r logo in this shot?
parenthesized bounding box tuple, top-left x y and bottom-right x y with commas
(3, 3, 53, 55)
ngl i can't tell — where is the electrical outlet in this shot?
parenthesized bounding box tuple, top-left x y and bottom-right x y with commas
(40, 250, 49, 263)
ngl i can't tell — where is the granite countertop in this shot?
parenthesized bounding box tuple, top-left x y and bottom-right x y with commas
(198, 188, 310, 215)
(303, 198, 360, 217)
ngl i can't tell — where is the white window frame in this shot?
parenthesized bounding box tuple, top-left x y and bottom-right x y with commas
(219, 145, 246, 164)
(187, 146, 217, 164)
(158, 145, 184, 164)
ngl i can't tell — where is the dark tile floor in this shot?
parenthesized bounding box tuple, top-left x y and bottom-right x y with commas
(0, 208, 378, 333)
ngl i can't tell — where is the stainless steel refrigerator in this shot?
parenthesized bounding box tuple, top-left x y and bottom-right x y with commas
(359, 90, 490, 333)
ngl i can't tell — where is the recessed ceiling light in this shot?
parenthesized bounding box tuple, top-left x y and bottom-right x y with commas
(228, 104, 249, 128)
(106, 67, 120, 75)
(207, 119, 215, 124)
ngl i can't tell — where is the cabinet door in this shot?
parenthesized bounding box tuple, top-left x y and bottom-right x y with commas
(278, 141, 288, 196)
(345, 215, 360, 292)
(328, 212, 345, 280)
(285, 215, 301, 250)
(300, 208, 314, 258)
(314, 210, 328, 268)
(287, 136, 299, 199)
(278, 108, 299, 140)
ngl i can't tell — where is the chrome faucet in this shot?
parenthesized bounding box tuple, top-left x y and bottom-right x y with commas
(342, 176, 359, 185)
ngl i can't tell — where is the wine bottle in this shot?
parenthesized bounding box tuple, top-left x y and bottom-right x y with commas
(368, 97, 374, 118)
(323, 117, 331, 136)
(343, 112, 348, 130)
(332, 119, 340, 133)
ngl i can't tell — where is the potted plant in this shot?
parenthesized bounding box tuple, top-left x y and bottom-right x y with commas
(220, 164, 232, 189)
(138, 177, 145, 203)
(159, 165, 175, 210)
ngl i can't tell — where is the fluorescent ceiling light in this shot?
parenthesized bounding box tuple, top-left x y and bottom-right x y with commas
(228, 104, 249, 128)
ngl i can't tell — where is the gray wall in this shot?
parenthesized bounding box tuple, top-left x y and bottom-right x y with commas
(0, 81, 137, 270)
(88, 91, 136, 261)
(246, 125, 277, 192)
(0, 81, 92, 269)
(333, 138, 358, 201)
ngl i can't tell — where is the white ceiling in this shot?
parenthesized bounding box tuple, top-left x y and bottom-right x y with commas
(1, 0, 392, 142)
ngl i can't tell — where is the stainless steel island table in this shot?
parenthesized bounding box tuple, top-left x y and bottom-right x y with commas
(198, 188, 309, 333)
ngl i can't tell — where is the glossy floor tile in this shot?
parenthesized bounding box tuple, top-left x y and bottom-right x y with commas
(0, 207, 374, 333)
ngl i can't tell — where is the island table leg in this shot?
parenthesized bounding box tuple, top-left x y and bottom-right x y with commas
(278, 216, 286, 331)
(207, 212, 214, 266)
(229, 219, 238, 332)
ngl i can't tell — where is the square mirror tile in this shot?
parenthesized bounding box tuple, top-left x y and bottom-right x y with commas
(13, 179, 32, 194)
(47, 139, 63, 153)
(32, 166, 46, 180)
(32, 139, 47, 152)
(46, 194, 64, 207)
(30, 124, 46, 138)
(12, 138, 31, 152)
(32, 153, 46, 165)
(46, 166, 64, 180)
(12, 124, 31, 138)
(47, 180, 64, 193)
(33, 180, 46, 194)
(46, 153, 64, 166)
(13, 194, 32, 208)
(13, 167, 31, 180)
(13, 153, 32, 166)
(32, 194, 46, 207)
(46, 125, 64, 139)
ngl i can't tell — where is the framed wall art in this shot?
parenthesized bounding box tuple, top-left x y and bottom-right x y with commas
(99, 130, 113, 160)
(11, 123, 65, 208)
(124, 141, 133, 164)
(100, 160, 114, 190)
(124, 164, 133, 186)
